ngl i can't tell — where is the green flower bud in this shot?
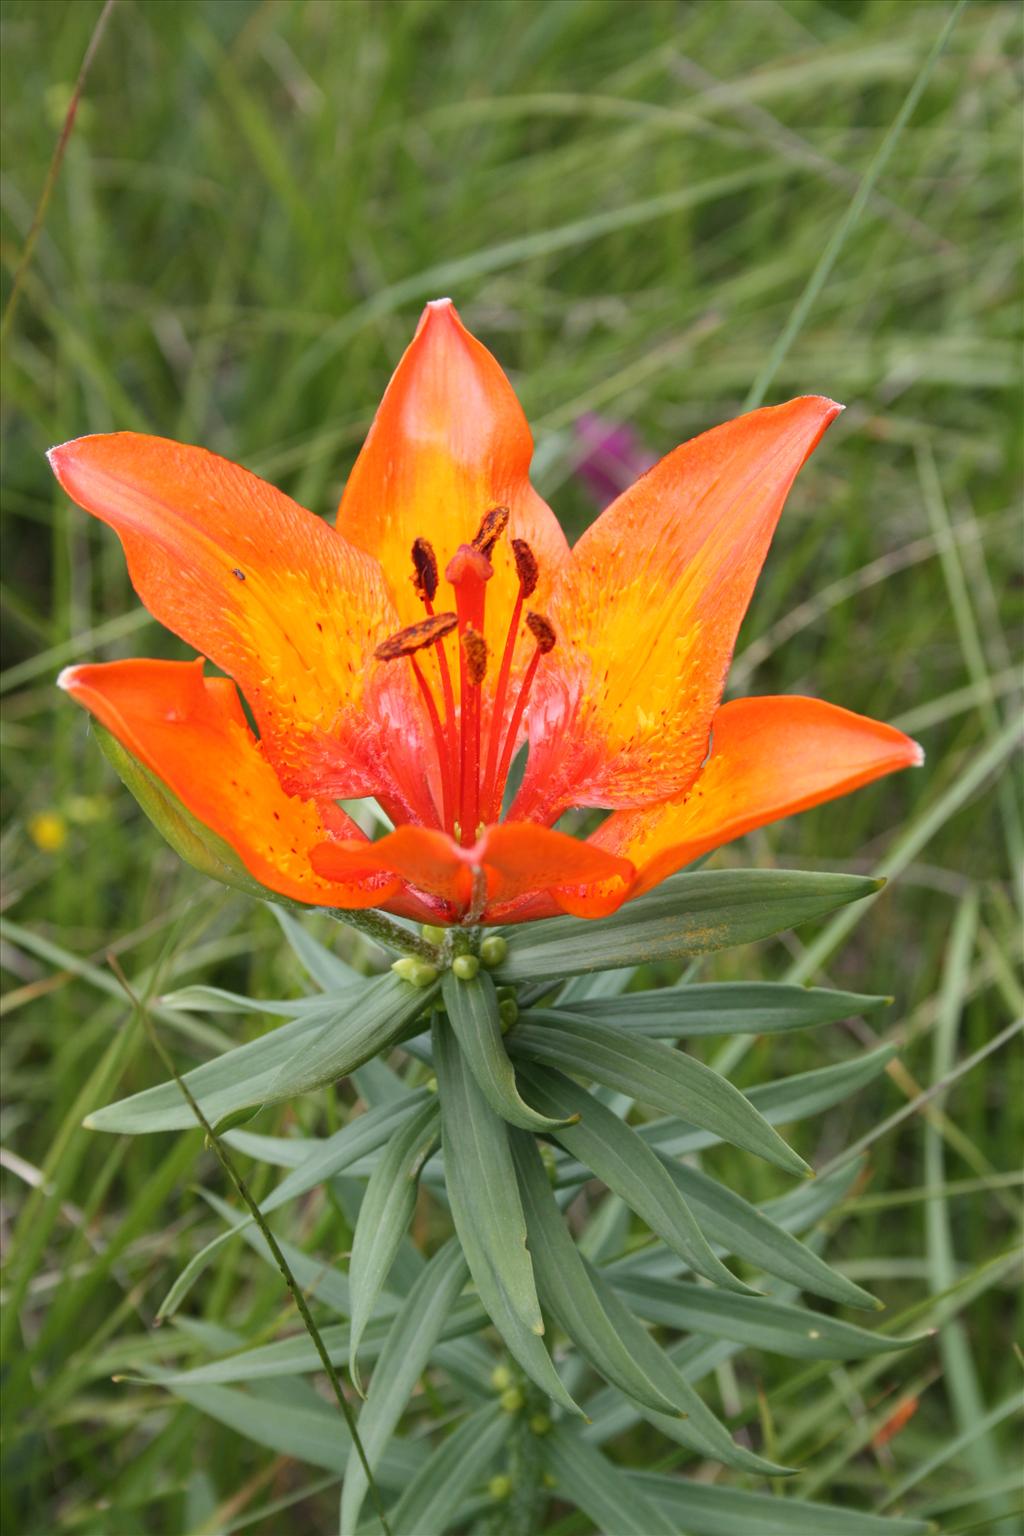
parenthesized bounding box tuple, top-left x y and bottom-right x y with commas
(499, 1387, 524, 1414)
(391, 956, 439, 988)
(529, 1412, 552, 1436)
(490, 1364, 513, 1391)
(420, 923, 446, 945)
(488, 1474, 512, 1500)
(480, 934, 508, 968)
(499, 997, 519, 1032)
(452, 953, 480, 981)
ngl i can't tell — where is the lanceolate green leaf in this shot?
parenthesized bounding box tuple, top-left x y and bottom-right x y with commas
(543, 1424, 679, 1536)
(609, 1275, 926, 1358)
(86, 1006, 344, 1133)
(152, 1374, 423, 1485)
(510, 1129, 695, 1418)
(267, 972, 439, 1101)
(386, 1400, 511, 1536)
(510, 1013, 809, 1176)
(585, 1258, 792, 1475)
(638, 1043, 898, 1161)
(659, 1158, 878, 1310)
(348, 1097, 440, 1393)
(493, 869, 881, 982)
(515, 1061, 753, 1293)
(432, 1017, 580, 1415)
(441, 970, 574, 1131)
(339, 1237, 468, 1536)
(158, 1095, 432, 1318)
(561, 981, 890, 1037)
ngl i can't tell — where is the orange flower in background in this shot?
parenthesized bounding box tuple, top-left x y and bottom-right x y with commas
(52, 299, 922, 926)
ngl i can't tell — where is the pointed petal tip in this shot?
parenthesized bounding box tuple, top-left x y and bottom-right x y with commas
(56, 664, 80, 693)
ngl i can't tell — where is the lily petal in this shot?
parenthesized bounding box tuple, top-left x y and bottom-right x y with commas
(514, 397, 843, 821)
(337, 299, 569, 640)
(58, 658, 400, 909)
(48, 433, 431, 816)
(590, 695, 923, 896)
(311, 821, 634, 922)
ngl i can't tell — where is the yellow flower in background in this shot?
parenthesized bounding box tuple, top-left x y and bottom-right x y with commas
(28, 811, 68, 853)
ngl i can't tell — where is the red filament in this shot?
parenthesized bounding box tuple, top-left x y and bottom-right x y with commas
(376, 525, 556, 840)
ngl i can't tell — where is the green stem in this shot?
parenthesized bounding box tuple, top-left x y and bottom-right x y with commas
(321, 905, 442, 964)
(107, 956, 393, 1536)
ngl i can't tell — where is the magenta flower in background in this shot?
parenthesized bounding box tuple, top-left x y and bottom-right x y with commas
(573, 410, 657, 508)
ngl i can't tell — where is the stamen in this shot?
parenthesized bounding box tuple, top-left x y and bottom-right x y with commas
(511, 538, 538, 598)
(525, 611, 556, 653)
(489, 609, 557, 819)
(375, 611, 458, 660)
(409, 654, 455, 830)
(411, 538, 438, 604)
(472, 505, 510, 559)
(461, 627, 488, 685)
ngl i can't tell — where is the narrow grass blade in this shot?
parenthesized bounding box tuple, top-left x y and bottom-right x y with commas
(271, 906, 356, 990)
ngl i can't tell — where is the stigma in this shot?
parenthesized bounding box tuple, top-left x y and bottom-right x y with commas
(375, 507, 556, 845)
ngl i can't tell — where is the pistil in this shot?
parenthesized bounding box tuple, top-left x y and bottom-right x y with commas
(482, 536, 537, 820)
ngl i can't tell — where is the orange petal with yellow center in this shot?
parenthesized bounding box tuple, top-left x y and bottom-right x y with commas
(47, 434, 432, 819)
(311, 821, 634, 922)
(513, 396, 843, 822)
(337, 299, 569, 646)
(58, 657, 400, 910)
(590, 694, 923, 896)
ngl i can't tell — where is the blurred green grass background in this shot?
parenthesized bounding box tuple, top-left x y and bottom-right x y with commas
(1, 0, 1021, 1532)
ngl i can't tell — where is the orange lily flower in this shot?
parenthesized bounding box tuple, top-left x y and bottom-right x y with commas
(52, 299, 921, 926)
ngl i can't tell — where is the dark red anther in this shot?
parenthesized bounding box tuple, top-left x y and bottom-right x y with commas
(411, 538, 438, 603)
(461, 626, 488, 686)
(525, 611, 556, 653)
(375, 611, 458, 661)
(471, 505, 510, 559)
(511, 538, 538, 598)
